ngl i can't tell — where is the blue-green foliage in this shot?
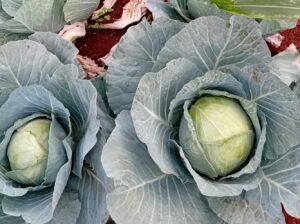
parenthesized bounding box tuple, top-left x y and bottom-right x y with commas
(0, 0, 100, 44)
(103, 16, 300, 224)
(147, 0, 298, 37)
(0, 33, 114, 224)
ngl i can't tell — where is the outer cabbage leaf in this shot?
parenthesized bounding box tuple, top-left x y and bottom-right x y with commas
(145, 0, 186, 21)
(187, 0, 230, 19)
(146, 0, 186, 21)
(0, 29, 27, 45)
(29, 32, 79, 66)
(63, 0, 100, 23)
(0, 39, 63, 84)
(0, 195, 25, 224)
(210, 0, 300, 20)
(132, 58, 200, 179)
(233, 66, 300, 159)
(1, 0, 22, 17)
(0, 86, 70, 139)
(207, 144, 300, 224)
(68, 170, 110, 224)
(0, 1, 12, 24)
(102, 111, 223, 224)
(2, 176, 69, 224)
(91, 76, 114, 117)
(106, 18, 185, 114)
(0, 0, 98, 45)
(149, 0, 295, 37)
(269, 45, 300, 86)
(0, 0, 66, 33)
(260, 20, 298, 37)
(28, 32, 85, 78)
(47, 192, 81, 224)
(153, 16, 270, 72)
(0, 39, 63, 105)
(42, 65, 100, 177)
(170, 0, 191, 21)
(44, 115, 69, 184)
(43, 60, 112, 224)
(68, 113, 114, 224)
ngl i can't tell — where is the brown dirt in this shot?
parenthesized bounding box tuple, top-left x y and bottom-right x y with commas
(75, 0, 130, 66)
(283, 204, 300, 224)
(267, 20, 300, 55)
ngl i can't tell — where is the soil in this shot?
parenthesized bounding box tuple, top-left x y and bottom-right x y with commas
(267, 20, 300, 55)
(284, 205, 300, 224)
(75, 0, 129, 66)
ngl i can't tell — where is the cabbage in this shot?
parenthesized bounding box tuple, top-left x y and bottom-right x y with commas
(180, 95, 254, 178)
(7, 119, 53, 185)
(0, 0, 100, 45)
(0, 33, 114, 224)
(102, 16, 300, 224)
(146, 0, 298, 36)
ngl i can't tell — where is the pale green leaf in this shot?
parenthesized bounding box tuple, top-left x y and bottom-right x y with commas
(210, 0, 300, 19)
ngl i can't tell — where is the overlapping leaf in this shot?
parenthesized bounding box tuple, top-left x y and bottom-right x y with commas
(208, 144, 300, 224)
(102, 111, 223, 224)
(106, 18, 184, 114)
(0, 0, 99, 44)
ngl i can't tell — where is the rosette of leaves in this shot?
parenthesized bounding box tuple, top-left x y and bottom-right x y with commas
(102, 16, 300, 224)
(0, 32, 114, 224)
(146, 0, 299, 36)
(0, 0, 100, 44)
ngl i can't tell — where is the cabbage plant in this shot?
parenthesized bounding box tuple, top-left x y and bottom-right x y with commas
(102, 16, 300, 224)
(0, 32, 114, 224)
(0, 0, 99, 44)
(147, 0, 299, 36)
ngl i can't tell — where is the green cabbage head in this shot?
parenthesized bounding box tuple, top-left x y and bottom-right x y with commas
(180, 95, 254, 178)
(7, 119, 53, 185)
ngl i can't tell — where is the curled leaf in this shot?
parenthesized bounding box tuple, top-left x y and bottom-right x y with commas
(99, 0, 147, 29)
(265, 33, 285, 48)
(92, 0, 117, 20)
(77, 55, 105, 79)
(99, 44, 118, 66)
(210, 0, 300, 20)
(270, 44, 300, 85)
(58, 22, 87, 42)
